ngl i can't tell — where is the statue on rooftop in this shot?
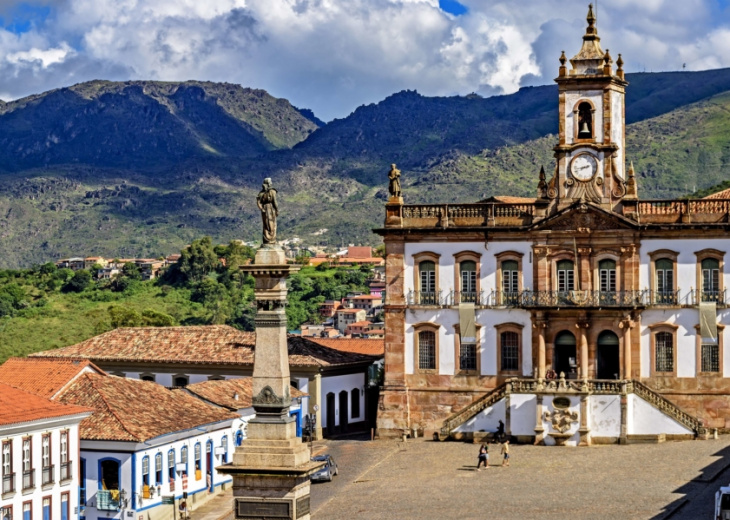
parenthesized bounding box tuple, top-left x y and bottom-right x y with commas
(388, 163, 402, 199)
(256, 178, 278, 244)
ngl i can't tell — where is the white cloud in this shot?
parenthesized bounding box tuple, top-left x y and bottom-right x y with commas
(0, 0, 727, 119)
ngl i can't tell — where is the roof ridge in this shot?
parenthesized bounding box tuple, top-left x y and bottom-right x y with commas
(86, 374, 141, 442)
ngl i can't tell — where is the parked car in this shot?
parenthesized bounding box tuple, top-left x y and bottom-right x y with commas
(311, 454, 338, 482)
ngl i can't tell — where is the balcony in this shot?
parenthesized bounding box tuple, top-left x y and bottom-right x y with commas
(519, 291, 647, 308)
(60, 461, 72, 482)
(22, 469, 34, 490)
(406, 291, 445, 306)
(2, 473, 14, 494)
(97, 489, 120, 511)
(42, 465, 54, 486)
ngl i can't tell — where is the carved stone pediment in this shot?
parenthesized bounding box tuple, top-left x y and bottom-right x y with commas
(532, 203, 636, 232)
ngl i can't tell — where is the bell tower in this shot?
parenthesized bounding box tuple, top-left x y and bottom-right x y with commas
(553, 4, 628, 209)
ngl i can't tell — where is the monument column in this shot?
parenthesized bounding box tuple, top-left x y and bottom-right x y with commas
(534, 313, 547, 380)
(576, 317, 590, 379)
(619, 315, 634, 380)
(219, 178, 322, 520)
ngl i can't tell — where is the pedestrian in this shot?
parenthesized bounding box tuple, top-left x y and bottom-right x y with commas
(477, 443, 489, 471)
(501, 439, 510, 467)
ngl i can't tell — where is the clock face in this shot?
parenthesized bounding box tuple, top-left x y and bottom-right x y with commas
(570, 153, 598, 181)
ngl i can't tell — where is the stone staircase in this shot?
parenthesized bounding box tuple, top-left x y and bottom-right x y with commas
(439, 378, 708, 441)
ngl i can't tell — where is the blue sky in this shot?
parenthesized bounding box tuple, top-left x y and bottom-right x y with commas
(0, 0, 728, 121)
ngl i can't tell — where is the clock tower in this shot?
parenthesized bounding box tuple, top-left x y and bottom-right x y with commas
(552, 4, 628, 210)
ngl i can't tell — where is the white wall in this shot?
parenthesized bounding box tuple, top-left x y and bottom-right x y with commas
(540, 395, 581, 447)
(510, 394, 537, 436)
(589, 394, 621, 437)
(610, 89, 625, 178)
(0, 419, 84, 520)
(453, 399, 505, 433)
(628, 395, 693, 435)
(321, 372, 366, 429)
(564, 90, 604, 143)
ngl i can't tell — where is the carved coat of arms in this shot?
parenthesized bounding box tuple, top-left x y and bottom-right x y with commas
(544, 409, 579, 433)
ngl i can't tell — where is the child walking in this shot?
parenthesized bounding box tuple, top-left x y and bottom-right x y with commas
(501, 439, 510, 467)
(477, 443, 489, 471)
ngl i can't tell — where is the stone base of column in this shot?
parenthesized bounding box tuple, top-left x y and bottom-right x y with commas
(534, 427, 546, 446)
(376, 384, 410, 438)
(578, 427, 591, 446)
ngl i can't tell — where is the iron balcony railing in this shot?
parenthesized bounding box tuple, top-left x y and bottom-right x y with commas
(406, 291, 445, 306)
(2, 473, 14, 494)
(519, 290, 647, 308)
(60, 461, 72, 482)
(22, 469, 34, 490)
(41, 464, 54, 485)
(97, 489, 120, 511)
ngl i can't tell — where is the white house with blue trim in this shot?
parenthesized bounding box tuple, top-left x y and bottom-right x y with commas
(55, 372, 238, 520)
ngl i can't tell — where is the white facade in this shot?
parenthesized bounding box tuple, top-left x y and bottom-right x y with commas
(79, 420, 236, 520)
(1, 417, 86, 520)
(321, 372, 366, 431)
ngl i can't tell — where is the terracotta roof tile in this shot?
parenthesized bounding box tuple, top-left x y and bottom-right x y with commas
(32, 325, 375, 368)
(349, 321, 372, 327)
(350, 295, 382, 300)
(186, 378, 305, 410)
(309, 338, 385, 357)
(57, 374, 238, 442)
(0, 357, 104, 399)
(478, 195, 537, 204)
(0, 383, 91, 427)
(704, 187, 730, 199)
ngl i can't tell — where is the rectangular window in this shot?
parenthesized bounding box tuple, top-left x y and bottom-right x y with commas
(59, 431, 70, 481)
(22, 502, 30, 520)
(557, 269, 574, 292)
(42, 434, 53, 485)
(2, 440, 13, 494)
(701, 343, 720, 373)
(1, 506, 11, 520)
(600, 269, 616, 293)
(168, 451, 175, 482)
(194, 444, 202, 479)
(79, 459, 86, 509)
(417, 330, 436, 370)
(459, 342, 477, 371)
(181, 446, 188, 464)
(351, 390, 361, 419)
(42, 496, 51, 520)
(61, 493, 69, 520)
(655, 332, 674, 372)
(420, 270, 435, 293)
(500, 332, 520, 372)
(141, 457, 149, 486)
(21, 438, 32, 490)
(155, 453, 162, 485)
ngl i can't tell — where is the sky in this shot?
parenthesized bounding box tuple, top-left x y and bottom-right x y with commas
(0, 0, 729, 121)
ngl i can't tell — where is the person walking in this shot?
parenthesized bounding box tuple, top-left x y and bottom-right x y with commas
(501, 439, 510, 467)
(477, 443, 489, 471)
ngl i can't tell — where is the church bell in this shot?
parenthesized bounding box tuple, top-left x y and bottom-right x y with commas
(578, 121, 591, 138)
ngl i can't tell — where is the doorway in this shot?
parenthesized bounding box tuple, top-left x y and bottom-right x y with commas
(326, 392, 336, 435)
(554, 330, 576, 377)
(597, 331, 620, 379)
(339, 391, 349, 434)
(206, 440, 213, 493)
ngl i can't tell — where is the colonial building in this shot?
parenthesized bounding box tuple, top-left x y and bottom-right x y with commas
(376, 6, 730, 444)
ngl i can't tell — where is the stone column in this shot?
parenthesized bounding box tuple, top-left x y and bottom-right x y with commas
(534, 314, 547, 380)
(619, 382, 628, 445)
(310, 373, 323, 441)
(619, 316, 634, 380)
(578, 394, 591, 446)
(534, 394, 545, 445)
(220, 247, 322, 520)
(576, 318, 590, 380)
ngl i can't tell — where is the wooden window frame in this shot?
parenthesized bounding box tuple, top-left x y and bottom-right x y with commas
(553, 254, 576, 293)
(452, 323, 482, 376)
(648, 323, 679, 376)
(495, 251, 524, 304)
(694, 323, 725, 376)
(453, 251, 481, 304)
(495, 323, 524, 376)
(649, 249, 679, 305)
(412, 252, 440, 305)
(413, 322, 440, 374)
(60, 492, 69, 520)
(42, 495, 51, 520)
(593, 253, 620, 291)
(1, 505, 11, 520)
(695, 249, 725, 302)
(2, 440, 12, 496)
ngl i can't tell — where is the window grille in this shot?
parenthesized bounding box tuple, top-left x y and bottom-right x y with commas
(655, 332, 674, 372)
(501, 332, 519, 371)
(459, 342, 477, 371)
(418, 330, 436, 370)
(701, 343, 720, 372)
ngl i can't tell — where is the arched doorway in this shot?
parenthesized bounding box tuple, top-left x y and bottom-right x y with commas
(326, 392, 336, 435)
(339, 391, 349, 434)
(597, 331, 620, 379)
(554, 331, 576, 377)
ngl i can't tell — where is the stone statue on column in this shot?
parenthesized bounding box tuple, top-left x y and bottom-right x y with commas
(256, 178, 278, 245)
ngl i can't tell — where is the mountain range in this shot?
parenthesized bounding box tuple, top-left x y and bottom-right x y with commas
(2, 69, 730, 268)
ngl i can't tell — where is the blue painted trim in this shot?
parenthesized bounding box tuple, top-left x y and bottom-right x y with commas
(79, 457, 86, 514)
(131, 452, 137, 510)
(290, 409, 302, 437)
(167, 447, 176, 483)
(97, 457, 121, 490)
(141, 455, 150, 486)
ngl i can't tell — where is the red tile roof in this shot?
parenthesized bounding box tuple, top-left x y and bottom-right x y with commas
(350, 295, 382, 300)
(309, 338, 385, 357)
(0, 357, 104, 399)
(337, 309, 365, 314)
(186, 378, 305, 410)
(479, 195, 537, 204)
(0, 382, 91, 427)
(704, 187, 730, 199)
(57, 374, 238, 442)
(349, 321, 372, 327)
(32, 325, 376, 368)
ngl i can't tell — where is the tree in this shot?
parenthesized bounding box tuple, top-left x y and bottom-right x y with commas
(63, 270, 92, 293)
(178, 237, 219, 283)
(295, 251, 312, 265)
(122, 262, 142, 280)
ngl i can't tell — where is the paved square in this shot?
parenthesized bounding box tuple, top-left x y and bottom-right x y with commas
(311, 435, 730, 519)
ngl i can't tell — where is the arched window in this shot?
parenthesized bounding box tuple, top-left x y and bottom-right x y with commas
(167, 449, 175, 484)
(98, 459, 120, 510)
(141, 455, 150, 487)
(655, 332, 674, 372)
(173, 375, 189, 388)
(221, 437, 228, 463)
(180, 446, 188, 477)
(702, 258, 720, 302)
(194, 443, 202, 480)
(235, 429, 244, 447)
(417, 330, 436, 370)
(655, 258, 675, 304)
(155, 453, 162, 485)
(577, 102, 593, 139)
(140, 374, 155, 382)
(556, 260, 575, 293)
(459, 260, 477, 302)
